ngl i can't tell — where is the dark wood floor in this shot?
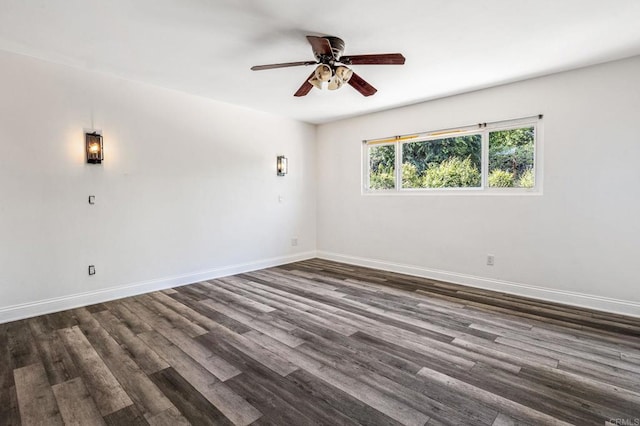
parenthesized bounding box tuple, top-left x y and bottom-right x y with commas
(2, 259, 640, 426)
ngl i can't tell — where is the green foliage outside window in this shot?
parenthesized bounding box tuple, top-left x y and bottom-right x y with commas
(399, 135, 482, 188)
(370, 165, 395, 190)
(368, 145, 395, 189)
(423, 157, 481, 188)
(403, 135, 482, 175)
(517, 168, 535, 188)
(401, 158, 481, 188)
(402, 163, 421, 188)
(488, 169, 514, 187)
(488, 127, 535, 188)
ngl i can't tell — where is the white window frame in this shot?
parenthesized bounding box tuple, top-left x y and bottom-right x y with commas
(363, 142, 398, 192)
(362, 116, 543, 195)
(484, 120, 542, 194)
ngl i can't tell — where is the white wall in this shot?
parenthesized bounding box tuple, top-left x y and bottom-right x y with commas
(0, 50, 316, 322)
(2, 49, 639, 322)
(317, 56, 640, 316)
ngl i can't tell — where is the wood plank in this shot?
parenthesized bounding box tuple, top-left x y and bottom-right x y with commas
(494, 335, 640, 389)
(137, 294, 208, 338)
(148, 291, 222, 331)
(0, 385, 21, 426)
(230, 274, 337, 313)
(139, 330, 262, 425)
(311, 360, 430, 425)
(225, 375, 317, 426)
(149, 367, 233, 426)
(286, 369, 403, 426)
(198, 329, 299, 377)
(28, 317, 79, 385)
(214, 277, 360, 336)
(202, 280, 278, 313)
(0, 324, 15, 388)
(14, 362, 63, 425)
(138, 330, 220, 391)
(199, 298, 304, 347)
(227, 364, 358, 426)
(124, 299, 241, 381)
(237, 272, 344, 313)
(558, 359, 640, 394)
(240, 330, 430, 426)
(6, 321, 39, 369)
(108, 303, 154, 335)
(168, 292, 253, 333)
(103, 404, 150, 426)
(417, 366, 572, 425)
(519, 365, 640, 414)
(205, 381, 263, 426)
(44, 311, 79, 332)
(464, 363, 615, 424)
(0, 386, 22, 426)
(73, 308, 175, 418)
(201, 333, 360, 426)
(492, 413, 529, 426)
(145, 407, 190, 426)
(85, 303, 109, 314)
(93, 310, 169, 375)
(483, 326, 640, 373)
(284, 327, 498, 425)
(451, 337, 559, 369)
(57, 326, 133, 416)
(347, 332, 501, 424)
(52, 377, 105, 425)
(621, 350, 640, 362)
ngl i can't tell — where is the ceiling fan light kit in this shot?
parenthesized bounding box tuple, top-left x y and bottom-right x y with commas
(251, 35, 405, 97)
(308, 64, 332, 89)
(309, 64, 353, 91)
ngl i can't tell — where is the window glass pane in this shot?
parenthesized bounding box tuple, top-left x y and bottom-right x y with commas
(401, 134, 481, 188)
(368, 144, 395, 190)
(488, 127, 535, 188)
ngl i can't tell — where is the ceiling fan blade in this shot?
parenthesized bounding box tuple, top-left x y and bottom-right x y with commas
(294, 71, 316, 97)
(348, 72, 377, 97)
(251, 61, 316, 71)
(306, 35, 334, 58)
(340, 53, 406, 65)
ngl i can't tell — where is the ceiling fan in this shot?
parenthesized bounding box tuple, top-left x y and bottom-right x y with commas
(250, 35, 405, 97)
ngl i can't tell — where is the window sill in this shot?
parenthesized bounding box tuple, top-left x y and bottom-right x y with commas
(362, 188, 543, 196)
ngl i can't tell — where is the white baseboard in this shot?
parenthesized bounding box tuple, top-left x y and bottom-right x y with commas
(0, 251, 316, 324)
(5, 250, 638, 323)
(316, 251, 640, 318)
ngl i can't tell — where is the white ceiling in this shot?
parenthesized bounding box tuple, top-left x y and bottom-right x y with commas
(1, 0, 640, 124)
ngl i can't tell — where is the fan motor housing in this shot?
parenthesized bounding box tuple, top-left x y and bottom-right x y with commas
(314, 36, 345, 63)
(325, 36, 345, 59)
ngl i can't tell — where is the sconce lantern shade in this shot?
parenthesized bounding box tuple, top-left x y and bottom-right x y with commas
(86, 132, 103, 164)
(277, 155, 288, 176)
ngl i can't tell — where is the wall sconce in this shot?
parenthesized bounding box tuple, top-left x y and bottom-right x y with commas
(86, 132, 103, 164)
(277, 155, 288, 176)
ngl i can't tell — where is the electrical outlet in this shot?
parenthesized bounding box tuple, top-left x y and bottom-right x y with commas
(88, 265, 96, 275)
(486, 255, 495, 266)
(291, 238, 298, 247)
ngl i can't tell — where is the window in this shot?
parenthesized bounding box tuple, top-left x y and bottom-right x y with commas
(364, 116, 541, 193)
(488, 127, 535, 188)
(402, 134, 482, 189)
(368, 144, 396, 190)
